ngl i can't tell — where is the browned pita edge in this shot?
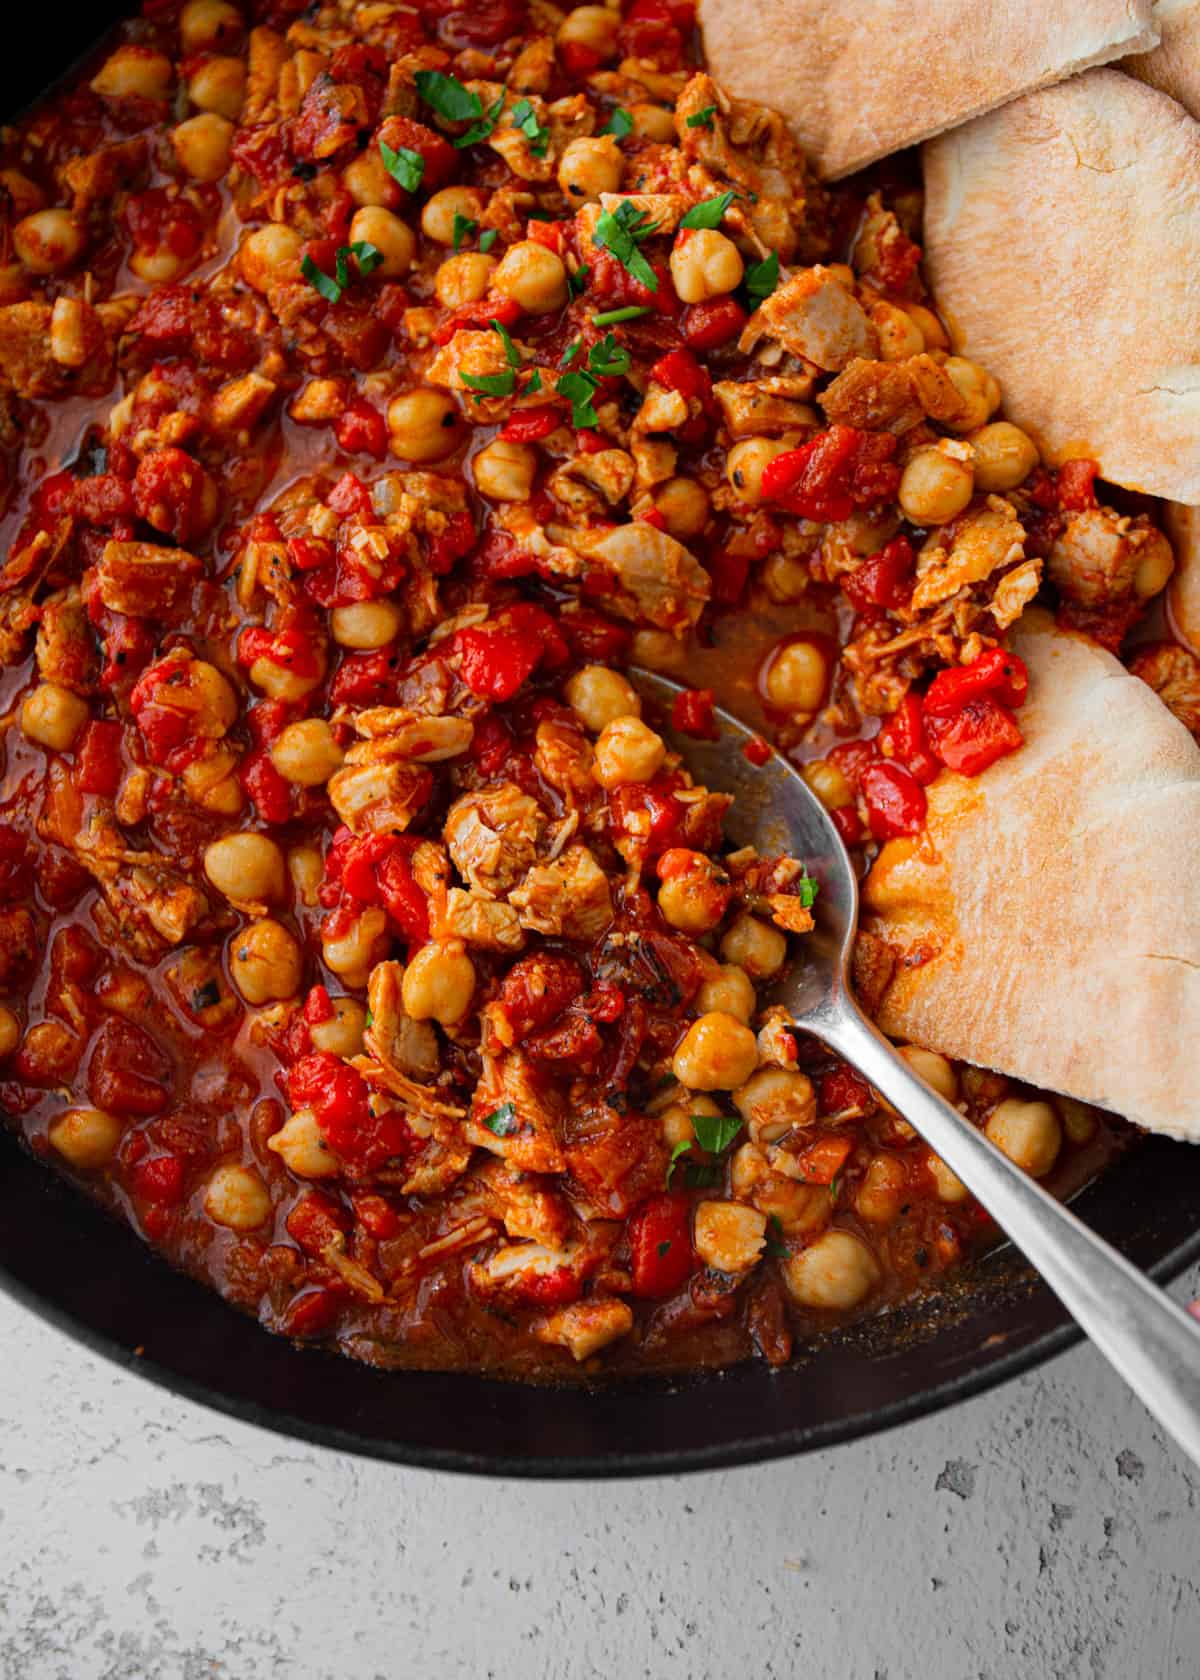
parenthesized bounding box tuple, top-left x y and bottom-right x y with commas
(922, 71, 1200, 504)
(857, 609, 1200, 1140)
(1166, 503, 1200, 653)
(697, 0, 1158, 180)
(1125, 0, 1200, 115)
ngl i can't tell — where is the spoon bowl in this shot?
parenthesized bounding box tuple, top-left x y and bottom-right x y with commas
(634, 667, 1200, 1469)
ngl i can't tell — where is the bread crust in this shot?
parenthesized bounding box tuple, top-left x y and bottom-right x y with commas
(1166, 503, 1200, 654)
(1125, 0, 1200, 115)
(923, 71, 1200, 502)
(697, 0, 1158, 180)
(860, 610, 1200, 1138)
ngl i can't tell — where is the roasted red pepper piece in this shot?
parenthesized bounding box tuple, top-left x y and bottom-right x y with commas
(760, 425, 900, 521)
(841, 536, 915, 612)
(682, 297, 747, 350)
(860, 760, 927, 839)
(628, 1191, 694, 1298)
(923, 695, 1024, 777)
(922, 647, 1028, 716)
(74, 720, 123, 797)
(877, 694, 938, 786)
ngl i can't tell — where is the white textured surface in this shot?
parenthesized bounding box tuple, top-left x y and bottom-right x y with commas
(2, 1268, 1200, 1678)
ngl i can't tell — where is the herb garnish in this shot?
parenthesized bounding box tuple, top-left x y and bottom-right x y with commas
(686, 105, 717, 130)
(458, 93, 507, 148)
(479, 228, 498, 252)
(558, 369, 600, 428)
(745, 250, 780, 306)
(665, 1115, 743, 1187)
(483, 1101, 519, 1137)
(452, 212, 477, 251)
(691, 1113, 742, 1155)
(460, 318, 522, 404)
(510, 97, 550, 156)
(379, 138, 424, 192)
(300, 241, 382, 303)
(680, 190, 736, 230)
(593, 199, 659, 291)
(601, 106, 633, 139)
(560, 338, 582, 368)
(567, 262, 589, 297)
(587, 331, 630, 378)
(765, 1214, 789, 1258)
(414, 69, 481, 124)
(592, 305, 652, 326)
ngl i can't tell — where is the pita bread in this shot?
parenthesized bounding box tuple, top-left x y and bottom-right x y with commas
(697, 0, 1158, 180)
(1126, 0, 1200, 115)
(859, 609, 1200, 1139)
(1166, 503, 1200, 653)
(922, 71, 1200, 502)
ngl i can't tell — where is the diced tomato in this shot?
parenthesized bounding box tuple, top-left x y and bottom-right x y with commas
(876, 694, 938, 786)
(841, 536, 915, 612)
(671, 687, 718, 740)
(124, 189, 206, 263)
(238, 624, 322, 680)
(322, 829, 429, 942)
(240, 748, 292, 825)
(334, 398, 387, 460)
(1056, 458, 1100, 511)
(286, 1190, 349, 1255)
(303, 984, 335, 1025)
(860, 760, 927, 839)
(497, 951, 586, 1040)
(922, 647, 1028, 716)
(760, 425, 900, 522)
(588, 252, 679, 317)
(330, 647, 402, 707)
(682, 297, 747, 350)
(818, 1063, 872, 1116)
(432, 294, 521, 345)
(705, 545, 750, 605)
(574, 427, 608, 455)
(792, 1133, 855, 1185)
(628, 1191, 694, 1298)
(923, 695, 1024, 777)
(130, 1154, 186, 1205)
(525, 218, 568, 254)
(619, 0, 692, 67)
(470, 711, 514, 777)
(424, 0, 528, 49)
(292, 73, 368, 161)
(424, 508, 476, 575)
(607, 774, 686, 860)
(559, 39, 601, 76)
(500, 406, 560, 444)
(517, 1267, 582, 1308)
(742, 734, 771, 767)
(831, 805, 865, 846)
(133, 447, 217, 543)
(650, 346, 713, 411)
(288, 1051, 414, 1171)
(352, 1190, 404, 1240)
(0, 825, 32, 898)
(826, 736, 880, 791)
(456, 605, 566, 701)
(74, 719, 122, 797)
(281, 1288, 341, 1338)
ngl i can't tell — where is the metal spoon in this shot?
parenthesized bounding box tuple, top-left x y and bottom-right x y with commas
(635, 669, 1200, 1465)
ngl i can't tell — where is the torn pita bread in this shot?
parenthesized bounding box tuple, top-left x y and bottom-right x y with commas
(697, 0, 1158, 180)
(1125, 0, 1200, 116)
(858, 609, 1200, 1139)
(923, 71, 1200, 503)
(1166, 503, 1200, 653)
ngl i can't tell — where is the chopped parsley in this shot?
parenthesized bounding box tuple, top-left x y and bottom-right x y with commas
(665, 1114, 743, 1187)
(797, 873, 819, 909)
(686, 105, 717, 130)
(457, 93, 507, 148)
(483, 1101, 519, 1137)
(601, 106, 633, 139)
(745, 250, 780, 306)
(829, 1175, 841, 1203)
(664, 1138, 692, 1188)
(593, 199, 659, 292)
(479, 228, 498, 253)
(691, 1113, 742, 1155)
(414, 69, 482, 124)
(452, 212, 478, 251)
(525, 367, 543, 394)
(587, 332, 630, 378)
(765, 1214, 789, 1258)
(567, 262, 589, 297)
(510, 97, 550, 157)
(679, 190, 736, 230)
(682, 1161, 723, 1189)
(656, 1239, 672, 1258)
(492, 316, 521, 367)
(558, 368, 600, 428)
(379, 138, 424, 193)
(462, 369, 516, 402)
(592, 305, 652, 326)
(560, 338, 582, 368)
(300, 241, 382, 303)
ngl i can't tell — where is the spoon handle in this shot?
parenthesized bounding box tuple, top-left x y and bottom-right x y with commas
(817, 1000, 1200, 1468)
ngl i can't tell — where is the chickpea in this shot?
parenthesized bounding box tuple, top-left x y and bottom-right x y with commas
(657, 1092, 722, 1150)
(943, 356, 1001, 431)
(248, 649, 324, 704)
(182, 750, 242, 816)
(342, 149, 401, 209)
(673, 1011, 759, 1092)
(734, 1067, 816, 1145)
(269, 718, 344, 787)
(564, 665, 641, 733)
(898, 442, 975, 525)
(761, 553, 809, 603)
(629, 102, 676, 142)
(21, 682, 88, 752)
(289, 844, 323, 907)
(472, 436, 537, 502)
(905, 301, 948, 349)
(91, 45, 172, 102)
(726, 436, 795, 503)
(985, 1098, 1062, 1178)
(349, 207, 415, 278)
(695, 962, 755, 1024)
(13, 209, 85, 275)
(968, 421, 1039, 493)
(1056, 1096, 1098, 1146)
(171, 112, 234, 182)
(229, 918, 303, 1004)
(130, 241, 196, 288)
(0, 1006, 18, 1059)
(927, 1152, 969, 1204)
(557, 136, 623, 203)
(855, 1153, 907, 1223)
(421, 186, 486, 247)
(387, 389, 462, 462)
(493, 241, 567, 314)
(204, 831, 285, 903)
(720, 913, 787, 981)
(670, 228, 744, 304)
(267, 1107, 340, 1178)
(204, 1163, 272, 1230)
(783, 1229, 880, 1310)
(897, 1044, 959, 1103)
(653, 476, 709, 539)
(188, 55, 245, 120)
(322, 906, 388, 986)
(629, 628, 685, 672)
(401, 939, 476, 1026)
(239, 224, 303, 294)
(309, 996, 367, 1058)
(48, 1107, 123, 1170)
(870, 298, 924, 361)
(802, 759, 853, 811)
(330, 601, 403, 650)
(593, 715, 666, 787)
(556, 5, 620, 62)
(1134, 528, 1175, 600)
(762, 639, 827, 713)
(180, 0, 243, 53)
(657, 852, 729, 936)
(694, 1200, 767, 1274)
(434, 251, 497, 309)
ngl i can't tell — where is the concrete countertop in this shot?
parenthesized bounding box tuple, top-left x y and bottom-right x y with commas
(2, 1264, 1198, 1678)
